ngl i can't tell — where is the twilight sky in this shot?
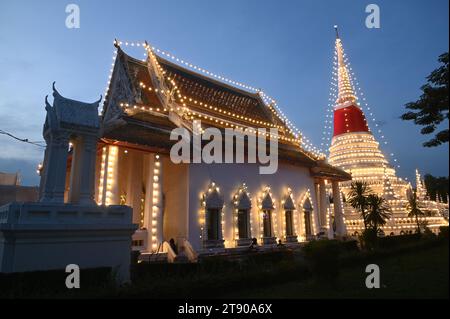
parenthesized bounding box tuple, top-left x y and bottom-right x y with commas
(0, 0, 448, 186)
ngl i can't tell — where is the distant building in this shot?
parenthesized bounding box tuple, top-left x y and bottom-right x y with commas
(0, 171, 38, 206)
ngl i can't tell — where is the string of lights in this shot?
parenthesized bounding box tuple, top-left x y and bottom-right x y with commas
(115, 39, 326, 160)
(338, 43, 402, 170)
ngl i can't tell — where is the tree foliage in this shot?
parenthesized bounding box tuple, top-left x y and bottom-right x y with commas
(401, 52, 449, 147)
(424, 174, 449, 202)
(406, 191, 428, 234)
(366, 194, 392, 231)
(347, 181, 373, 230)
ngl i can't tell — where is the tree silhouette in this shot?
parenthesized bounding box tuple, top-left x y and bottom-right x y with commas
(401, 52, 449, 147)
(366, 194, 392, 231)
(347, 181, 373, 230)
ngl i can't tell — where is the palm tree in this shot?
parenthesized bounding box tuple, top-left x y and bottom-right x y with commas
(406, 191, 426, 234)
(347, 181, 373, 230)
(366, 194, 392, 231)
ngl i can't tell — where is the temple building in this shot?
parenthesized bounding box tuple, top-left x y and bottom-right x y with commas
(327, 28, 449, 235)
(64, 40, 353, 256)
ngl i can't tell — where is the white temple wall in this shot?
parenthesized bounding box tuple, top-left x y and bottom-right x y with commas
(187, 161, 319, 250)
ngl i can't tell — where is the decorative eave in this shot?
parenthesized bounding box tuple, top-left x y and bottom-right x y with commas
(310, 160, 352, 181)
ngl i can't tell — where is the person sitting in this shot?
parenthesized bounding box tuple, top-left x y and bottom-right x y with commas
(277, 239, 285, 248)
(249, 237, 258, 250)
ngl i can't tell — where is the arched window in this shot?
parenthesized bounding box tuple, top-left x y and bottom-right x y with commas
(204, 184, 224, 248)
(233, 185, 252, 246)
(283, 192, 297, 242)
(303, 198, 313, 239)
(259, 189, 276, 245)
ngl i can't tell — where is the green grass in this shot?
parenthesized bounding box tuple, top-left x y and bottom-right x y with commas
(220, 243, 449, 299)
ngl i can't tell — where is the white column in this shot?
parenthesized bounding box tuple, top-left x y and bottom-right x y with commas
(143, 154, 163, 251)
(154, 155, 163, 247)
(332, 180, 346, 237)
(50, 133, 70, 203)
(68, 137, 82, 203)
(39, 139, 53, 202)
(143, 154, 154, 250)
(102, 145, 119, 206)
(78, 135, 98, 205)
(319, 179, 328, 229)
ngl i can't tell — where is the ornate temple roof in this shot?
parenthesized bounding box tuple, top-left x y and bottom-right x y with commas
(100, 43, 350, 180)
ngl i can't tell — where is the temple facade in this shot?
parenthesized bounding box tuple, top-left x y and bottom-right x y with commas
(65, 42, 352, 255)
(327, 29, 449, 236)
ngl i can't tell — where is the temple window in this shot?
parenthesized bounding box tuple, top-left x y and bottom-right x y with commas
(302, 197, 314, 239)
(304, 210, 312, 237)
(233, 184, 252, 246)
(262, 210, 273, 237)
(207, 208, 221, 240)
(282, 190, 297, 242)
(259, 187, 276, 245)
(237, 209, 249, 239)
(203, 183, 225, 248)
(285, 210, 294, 236)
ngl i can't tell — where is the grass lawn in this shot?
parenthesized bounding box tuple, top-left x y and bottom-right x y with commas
(221, 243, 449, 299)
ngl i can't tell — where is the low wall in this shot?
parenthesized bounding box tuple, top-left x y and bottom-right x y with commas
(0, 202, 137, 283)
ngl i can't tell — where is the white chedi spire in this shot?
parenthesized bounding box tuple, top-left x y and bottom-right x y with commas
(334, 25, 358, 106)
(415, 169, 427, 200)
(382, 166, 397, 200)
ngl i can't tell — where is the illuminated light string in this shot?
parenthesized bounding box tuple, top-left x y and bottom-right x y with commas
(138, 82, 285, 130)
(148, 41, 325, 158)
(323, 38, 403, 172)
(321, 46, 339, 153)
(151, 154, 162, 251)
(114, 40, 259, 92)
(120, 100, 299, 143)
(337, 44, 402, 170)
(116, 39, 326, 160)
(258, 92, 325, 159)
(102, 44, 119, 113)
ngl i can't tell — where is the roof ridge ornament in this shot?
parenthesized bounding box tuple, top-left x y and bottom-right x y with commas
(334, 25, 340, 39)
(52, 81, 61, 99)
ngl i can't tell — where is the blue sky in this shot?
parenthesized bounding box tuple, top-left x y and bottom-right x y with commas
(0, 0, 448, 186)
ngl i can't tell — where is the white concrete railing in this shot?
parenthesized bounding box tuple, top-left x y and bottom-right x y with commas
(0, 202, 132, 226)
(161, 241, 177, 263)
(180, 238, 198, 263)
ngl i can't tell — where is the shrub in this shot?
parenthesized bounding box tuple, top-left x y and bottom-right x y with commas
(302, 240, 341, 284)
(378, 233, 421, 249)
(361, 228, 379, 250)
(340, 239, 359, 252)
(438, 226, 449, 240)
(0, 267, 112, 298)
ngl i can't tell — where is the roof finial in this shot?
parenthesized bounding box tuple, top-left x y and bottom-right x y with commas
(334, 25, 340, 39)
